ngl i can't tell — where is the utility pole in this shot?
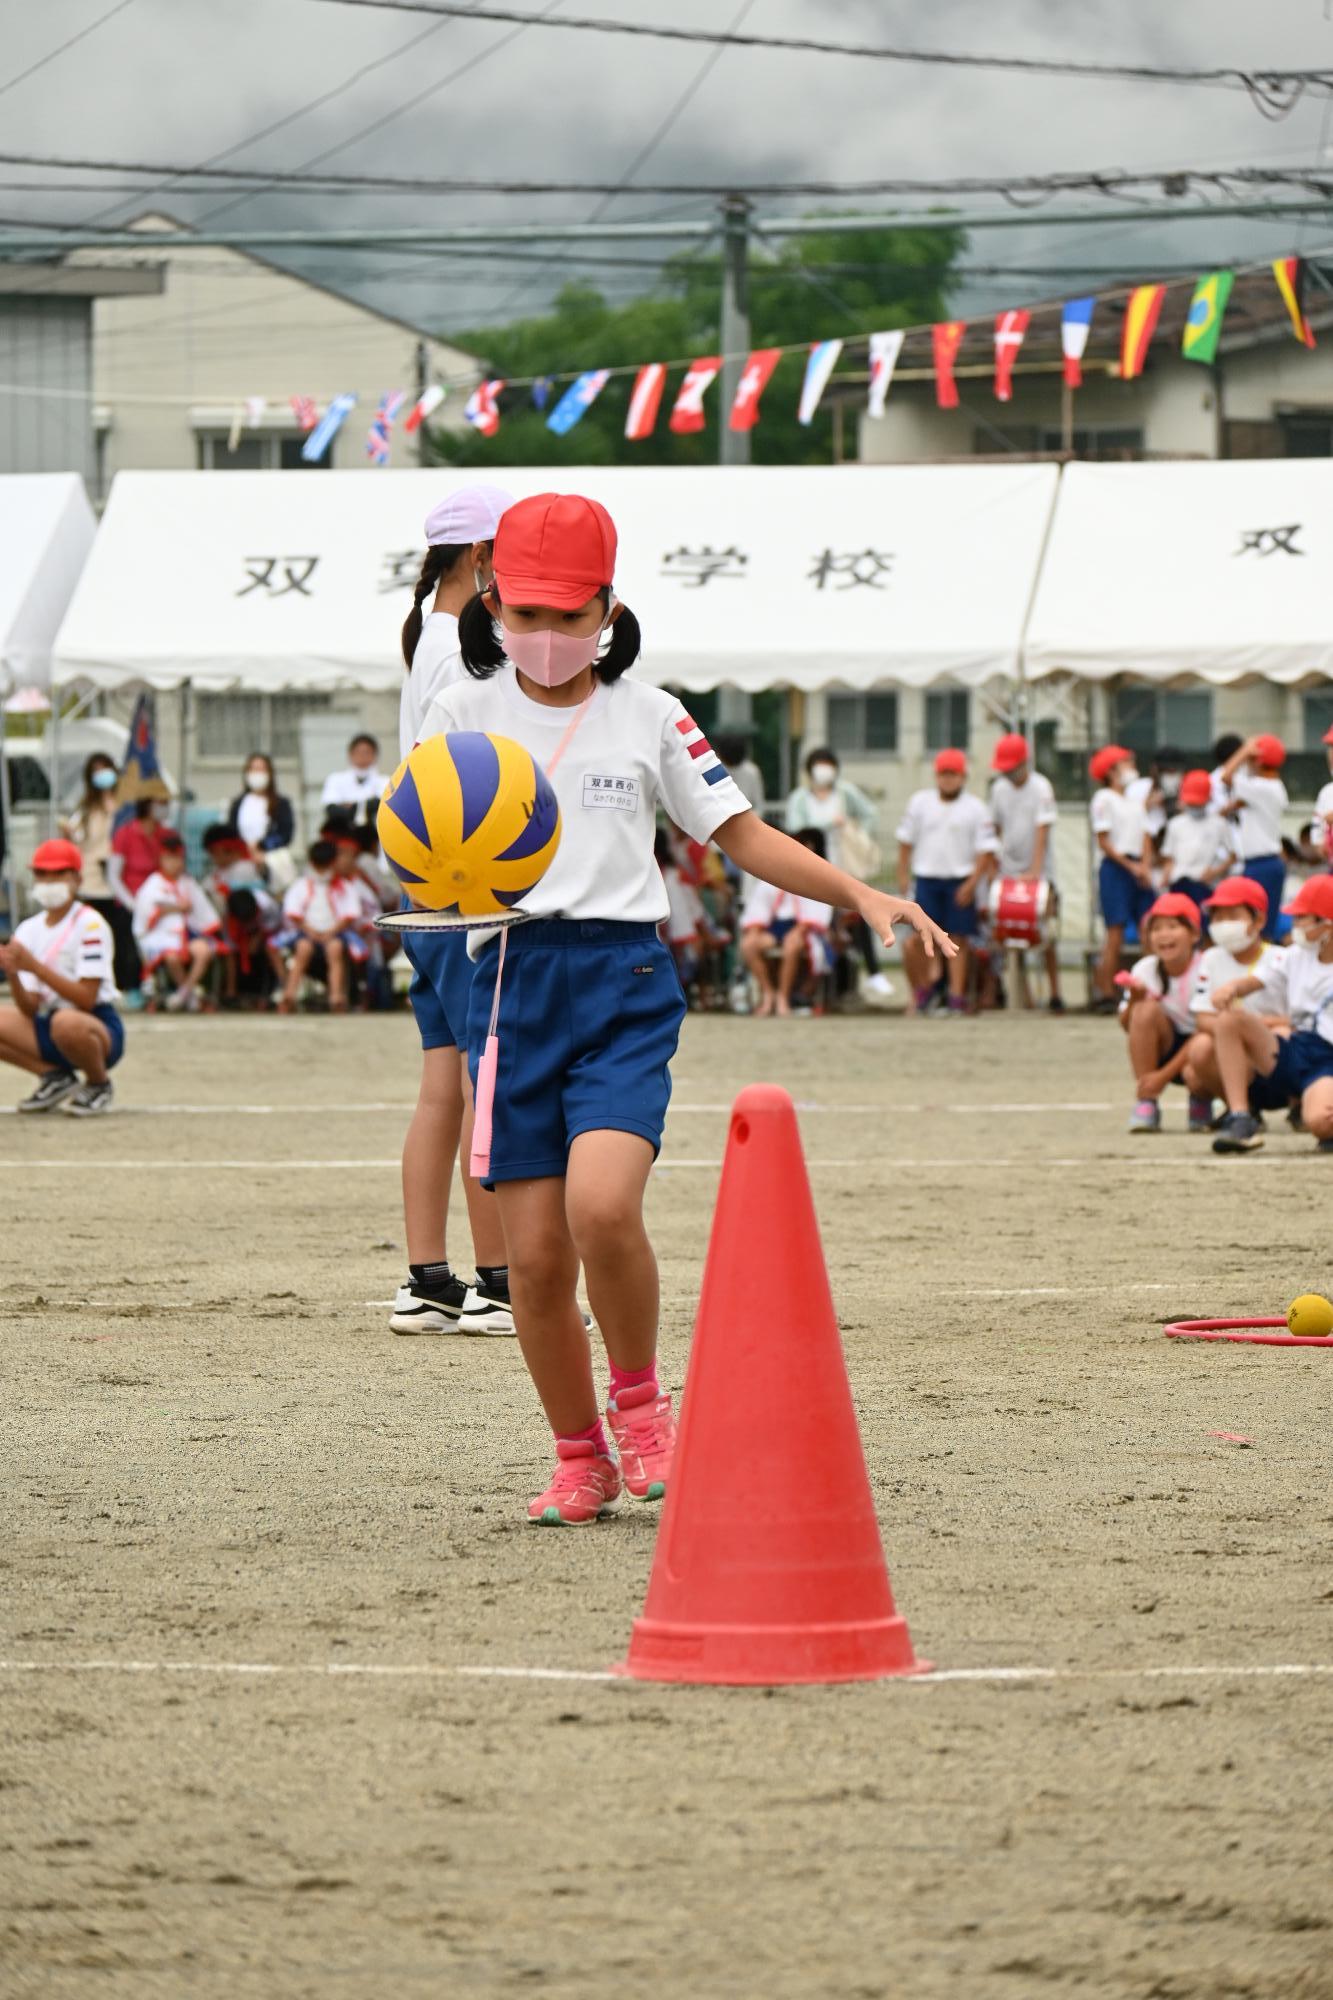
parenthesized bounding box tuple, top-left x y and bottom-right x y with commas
(718, 195, 750, 467)
(414, 338, 429, 467)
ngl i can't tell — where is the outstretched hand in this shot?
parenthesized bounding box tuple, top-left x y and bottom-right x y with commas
(858, 887, 957, 959)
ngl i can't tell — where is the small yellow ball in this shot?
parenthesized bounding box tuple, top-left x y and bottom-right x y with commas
(1286, 1293, 1333, 1338)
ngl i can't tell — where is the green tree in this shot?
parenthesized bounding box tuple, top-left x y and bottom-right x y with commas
(429, 221, 965, 468)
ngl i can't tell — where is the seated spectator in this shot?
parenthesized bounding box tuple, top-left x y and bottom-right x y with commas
(1158, 769, 1240, 911)
(201, 822, 271, 905)
(131, 831, 221, 1012)
(108, 796, 170, 972)
(1089, 745, 1152, 1011)
(1183, 877, 1275, 1113)
(321, 734, 383, 828)
(897, 750, 992, 1016)
(221, 888, 285, 1008)
(656, 828, 727, 1008)
(1118, 893, 1207, 1135)
(0, 838, 124, 1117)
(787, 746, 891, 1004)
(277, 839, 364, 1014)
(740, 829, 832, 1019)
(1210, 876, 1333, 1155)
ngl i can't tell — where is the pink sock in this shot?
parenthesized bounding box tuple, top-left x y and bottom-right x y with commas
(558, 1417, 609, 1458)
(608, 1360, 658, 1405)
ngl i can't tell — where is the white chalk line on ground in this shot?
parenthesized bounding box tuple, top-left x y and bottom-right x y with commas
(0, 1657, 1329, 1689)
(0, 1100, 1118, 1118)
(0, 1155, 1323, 1173)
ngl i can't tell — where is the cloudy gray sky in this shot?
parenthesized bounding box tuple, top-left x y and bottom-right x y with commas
(4, 0, 1333, 335)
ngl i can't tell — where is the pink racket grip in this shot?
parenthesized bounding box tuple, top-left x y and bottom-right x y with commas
(470, 1033, 499, 1179)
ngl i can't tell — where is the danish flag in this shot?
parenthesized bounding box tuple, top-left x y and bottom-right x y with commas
(729, 347, 781, 431)
(675, 712, 727, 787)
(668, 355, 721, 434)
(993, 309, 1030, 402)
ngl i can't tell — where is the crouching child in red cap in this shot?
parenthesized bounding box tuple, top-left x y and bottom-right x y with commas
(1118, 892, 1209, 1134)
(1209, 876, 1333, 1154)
(0, 839, 124, 1115)
(896, 749, 993, 1014)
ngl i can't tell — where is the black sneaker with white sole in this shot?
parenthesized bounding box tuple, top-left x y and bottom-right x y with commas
(1212, 1110, 1265, 1154)
(18, 1069, 80, 1113)
(457, 1281, 517, 1337)
(64, 1078, 114, 1117)
(389, 1271, 470, 1334)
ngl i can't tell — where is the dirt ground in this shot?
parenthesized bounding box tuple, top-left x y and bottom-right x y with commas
(2, 1005, 1332, 2000)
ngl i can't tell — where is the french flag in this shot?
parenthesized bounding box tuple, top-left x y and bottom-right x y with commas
(676, 713, 727, 786)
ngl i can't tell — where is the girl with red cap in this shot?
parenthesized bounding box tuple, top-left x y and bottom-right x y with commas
(1183, 876, 1275, 1111)
(0, 839, 124, 1116)
(1209, 875, 1333, 1154)
(1158, 768, 1240, 914)
(895, 750, 992, 1014)
(1089, 745, 1153, 1010)
(421, 490, 953, 1526)
(1117, 892, 1209, 1134)
(1216, 734, 1289, 939)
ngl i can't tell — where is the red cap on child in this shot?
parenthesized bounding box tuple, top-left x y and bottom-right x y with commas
(31, 838, 82, 874)
(492, 492, 617, 610)
(935, 748, 967, 775)
(1285, 877, 1333, 921)
(1205, 875, 1268, 921)
(1089, 744, 1132, 785)
(1178, 769, 1212, 807)
(1143, 891, 1202, 933)
(1253, 733, 1286, 769)
(991, 733, 1029, 773)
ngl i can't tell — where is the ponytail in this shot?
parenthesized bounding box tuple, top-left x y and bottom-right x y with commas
(401, 544, 467, 669)
(458, 586, 643, 685)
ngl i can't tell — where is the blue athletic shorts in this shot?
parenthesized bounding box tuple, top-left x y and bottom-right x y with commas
(36, 1002, 124, 1073)
(1239, 854, 1286, 942)
(1099, 856, 1151, 933)
(467, 918, 687, 1186)
(404, 926, 474, 1052)
(1251, 1027, 1333, 1110)
(913, 876, 979, 940)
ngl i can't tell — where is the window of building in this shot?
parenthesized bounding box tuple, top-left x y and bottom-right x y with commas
(1280, 410, 1333, 458)
(197, 691, 331, 762)
(1111, 684, 1213, 756)
(925, 689, 970, 751)
(195, 432, 329, 470)
(279, 434, 332, 471)
(1303, 691, 1333, 748)
(827, 692, 899, 755)
(1038, 426, 1145, 460)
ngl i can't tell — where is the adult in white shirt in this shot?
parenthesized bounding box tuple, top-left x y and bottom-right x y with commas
(321, 735, 384, 826)
(896, 749, 992, 1013)
(398, 484, 512, 761)
(1210, 876, 1333, 1153)
(0, 837, 123, 1116)
(785, 745, 890, 1003)
(1216, 733, 1288, 939)
(986, 732, 1063, 1012)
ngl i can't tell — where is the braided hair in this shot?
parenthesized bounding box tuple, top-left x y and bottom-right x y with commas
(401, 543, 468, 669)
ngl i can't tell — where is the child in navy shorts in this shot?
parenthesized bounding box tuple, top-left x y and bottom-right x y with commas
(1210, 876, 1333, 1154)
(1090, 744, 1152, 1010)
(0, 839, 124, 1117)
(418, 491, 953, 1525)
(895, 749, 992, 1015)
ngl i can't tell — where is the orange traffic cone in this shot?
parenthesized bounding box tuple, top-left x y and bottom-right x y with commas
(621, 1084, 927, 1685)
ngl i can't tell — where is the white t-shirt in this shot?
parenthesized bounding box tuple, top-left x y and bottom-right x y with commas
(661, 866, 706, 945)
(1090, 786, 1147, 866)
(282, 872, 363, 934)
(132, 870, 222, 961)
(1209, 764, 1233, 812)
(13, 901, 118, 1009)
(1256, 944, 1333, 1043)
(1125, 773, 1168, 840)
(235, 792, 271, 848)
(1121, 950, 1201, 1035)
(1160, 809, 1239, 883)
(321, 766, 384, 821)
(421, 671, 751, 930)
(739, 879, 832, 933)
(400, 611, 462, 762)
(896, 789, 992, 879)
(1308, 780, 1333, 853)
(1190, 942, 1273, 1018)
(986, 772, 1057, 880)
(1233, 771, 1287, 861)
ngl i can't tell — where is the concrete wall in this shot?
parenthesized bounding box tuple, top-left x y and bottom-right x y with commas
(0, 298, 94, 481)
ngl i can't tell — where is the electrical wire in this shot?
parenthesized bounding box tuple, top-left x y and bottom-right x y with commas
(0, 0, 137, 103)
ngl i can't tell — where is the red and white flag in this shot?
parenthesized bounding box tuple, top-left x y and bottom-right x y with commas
(729, 347, 781, 432)
(290, 394, 317, 432)
(464, 379, 504, 438)
(403, 383, 446, 434)
(866, 330, 904, 418)
(668, 354, 721, 434)
(625, 362, 666, 440)
(932, 322, 966, 409)
(993, 309, 1030, 402)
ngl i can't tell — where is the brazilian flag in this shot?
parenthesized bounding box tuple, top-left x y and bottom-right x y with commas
(1182, 271, 1234, 364)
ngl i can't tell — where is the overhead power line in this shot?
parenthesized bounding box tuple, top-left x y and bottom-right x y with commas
(312, 1, 1333, 114)
(0, 0, 136, 103)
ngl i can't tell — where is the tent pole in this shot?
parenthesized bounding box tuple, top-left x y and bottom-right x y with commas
(0, 683, 17, 932)
(178, 680, 192, 826)
(47, 689, 60, 838)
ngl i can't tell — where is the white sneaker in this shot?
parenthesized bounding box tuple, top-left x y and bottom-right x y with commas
(457, 1283, 517, 1337)
(164, 986, 190, 1012)
(389, 1272, 469, 1335)
(862, 970, 897, 1007)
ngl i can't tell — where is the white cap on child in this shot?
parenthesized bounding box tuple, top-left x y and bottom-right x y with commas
(423, 485, 514, 548)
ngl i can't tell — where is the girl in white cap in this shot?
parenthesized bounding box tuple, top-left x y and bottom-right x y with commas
(391, 485, 516, 1339)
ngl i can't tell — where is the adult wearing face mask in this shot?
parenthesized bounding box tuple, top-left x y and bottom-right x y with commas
(0, 838, 124, 1116)
(63, 752, 138, 991)
(1209, 876, 1333, 1154)
(227, 752, 297, 892)
(786, 746, 892, 1003)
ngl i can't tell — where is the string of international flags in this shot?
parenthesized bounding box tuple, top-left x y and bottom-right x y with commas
(228, 252, 1321, 458)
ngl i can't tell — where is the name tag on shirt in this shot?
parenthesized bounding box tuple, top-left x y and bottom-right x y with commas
(583, 775, 640, 813)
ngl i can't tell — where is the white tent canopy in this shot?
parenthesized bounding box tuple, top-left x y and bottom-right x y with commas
(52, 464, 1059, 695)
(1024, 459, 1333, 686)
(0, 474, 96, 694)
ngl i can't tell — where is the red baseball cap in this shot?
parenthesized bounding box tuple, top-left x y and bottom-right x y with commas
(991, 732, 1029, 774)
(492, 492, 617, 610)
(1178, 769, 1212, 807)
(1205, 875, 1269, 921)
(1089, 744, 1132, 785)
(31, 838, 82, 874)
(1285, 876, 1333, 921)
(935, 748, 967, 776)
(1322, 724, 1333, 747)
(1253, 733, 1286, 769)
(1143, 891, 1202, 933)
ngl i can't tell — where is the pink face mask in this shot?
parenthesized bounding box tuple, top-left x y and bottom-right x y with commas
(503, 618, 605, 688)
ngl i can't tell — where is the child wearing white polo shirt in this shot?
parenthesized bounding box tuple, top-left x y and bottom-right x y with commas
(1158, 769, 1240, 912)
(132, 831, 221, 1011)
(1217, 734, 1288, 939)
(897, 749, 992, 1015)
(0, 838, 123, 1116)
(1089, 744, 1152, 1010)
(987, 732, 1062, 1012)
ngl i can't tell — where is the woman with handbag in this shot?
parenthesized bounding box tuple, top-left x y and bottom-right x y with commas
(785, 747, 892, 1001)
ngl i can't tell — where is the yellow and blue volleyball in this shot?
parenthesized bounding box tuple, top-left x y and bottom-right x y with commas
(379, 732, 560, 916)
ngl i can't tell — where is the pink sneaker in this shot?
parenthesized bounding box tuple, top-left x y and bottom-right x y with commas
(607, 1384, 677, 1502)
(527, 1440, 622, 1527)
